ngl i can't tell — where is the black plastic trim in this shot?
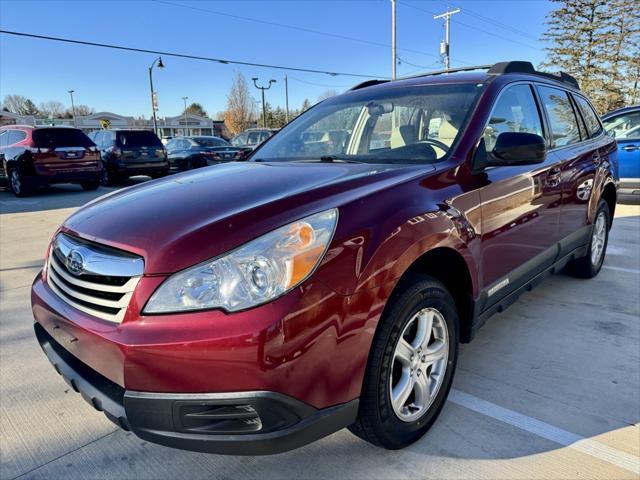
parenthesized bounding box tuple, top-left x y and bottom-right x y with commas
(34, 322, 359, 455)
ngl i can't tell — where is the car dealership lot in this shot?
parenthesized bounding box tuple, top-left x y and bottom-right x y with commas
(1, 183, 638, 480)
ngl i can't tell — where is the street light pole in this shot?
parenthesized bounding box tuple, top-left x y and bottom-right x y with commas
(391, 0, 397, 80)
(182, 96, 189, 136)
(68, 90, 77, 127)
(433, 8, 460, 72)
(252, 77, 276, 128)
(148, 56, 164, 135)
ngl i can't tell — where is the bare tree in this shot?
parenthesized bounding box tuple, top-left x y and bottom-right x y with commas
(73, 105, 95, 116)
(39, 101, 66, 118)
(3, 94, 39, 115)
(223, 73, 255, 136)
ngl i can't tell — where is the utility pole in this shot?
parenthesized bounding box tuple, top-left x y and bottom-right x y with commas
(391, 0, 397, 80)
(284, 74, 290, 124)
(67, 90, 77, 127)
(433, 8, 460, 72)
(251, 78, 276, 128)
(148, 56, 164, 136)
(182, 96, 189, 136)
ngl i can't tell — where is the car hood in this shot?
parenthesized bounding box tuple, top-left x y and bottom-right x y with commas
(63, 161, 432, 274)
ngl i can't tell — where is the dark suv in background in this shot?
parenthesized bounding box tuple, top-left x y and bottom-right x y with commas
(0, 125, 102, 196)
(88, 129, 168, 185)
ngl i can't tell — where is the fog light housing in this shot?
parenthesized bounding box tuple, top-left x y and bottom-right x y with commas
(176, 403, 263, 434)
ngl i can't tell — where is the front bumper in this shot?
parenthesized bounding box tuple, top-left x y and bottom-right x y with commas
(35, 322, 358, 455)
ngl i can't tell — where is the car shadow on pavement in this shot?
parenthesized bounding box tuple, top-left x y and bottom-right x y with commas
(0, 176, 151, 215)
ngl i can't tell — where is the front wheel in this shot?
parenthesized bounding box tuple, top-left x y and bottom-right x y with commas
(567, 199, 611, 278)
(349, 276, 459, 449)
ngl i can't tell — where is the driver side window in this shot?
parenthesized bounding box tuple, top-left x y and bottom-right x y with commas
(484, 84, 543, 152)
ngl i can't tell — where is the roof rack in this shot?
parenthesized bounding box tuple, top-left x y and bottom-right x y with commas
(351, 61, 580, 91)
(488, 61, 579, 89)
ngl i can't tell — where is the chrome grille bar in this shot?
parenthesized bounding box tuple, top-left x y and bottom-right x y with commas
(46, 234, 143, 324)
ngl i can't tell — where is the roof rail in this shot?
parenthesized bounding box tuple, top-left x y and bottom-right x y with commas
(350, 61, 580, 91)
(487, 61, 579, 89)
(350, 79, 390, 91)
(400, 64, 492, 81)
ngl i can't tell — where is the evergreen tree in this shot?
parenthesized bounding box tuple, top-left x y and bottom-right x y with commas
(542, 0, 639, 112)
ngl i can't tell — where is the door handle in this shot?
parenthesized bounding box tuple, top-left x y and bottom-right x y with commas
(592, 154, 602, 166)
(622, 145, 639, 152)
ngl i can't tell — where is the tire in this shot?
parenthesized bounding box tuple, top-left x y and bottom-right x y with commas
(81, 181, 100, 191)
(349, 275, 459, 449)
(567, 199, 610, 278)
(9, 169, 31, 197)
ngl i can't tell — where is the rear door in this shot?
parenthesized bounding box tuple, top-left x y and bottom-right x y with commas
(31, 128, 99, 174)
(478, 83, 563, 299)
(116, 131, 163, 163)
(536, 86, 604, 252)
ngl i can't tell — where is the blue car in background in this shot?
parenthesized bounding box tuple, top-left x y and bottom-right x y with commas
(602, 105, 640, 201)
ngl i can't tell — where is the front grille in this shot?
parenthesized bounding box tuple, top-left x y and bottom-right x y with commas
(46, 234, 144, 324)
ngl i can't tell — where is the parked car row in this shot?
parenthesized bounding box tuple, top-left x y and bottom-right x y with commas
(0, 126, 258, 196)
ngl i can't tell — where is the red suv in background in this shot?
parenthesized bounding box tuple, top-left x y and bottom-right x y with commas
(32, 62, 617, 455)
(0, 126, 102, 196)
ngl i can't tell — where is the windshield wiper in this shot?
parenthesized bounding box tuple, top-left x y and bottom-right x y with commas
(298, 155, 366, 164)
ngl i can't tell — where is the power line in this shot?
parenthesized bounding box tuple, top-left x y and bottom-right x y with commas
(433, 0, 539, 41)
(0, 30, 385, 78)
(287, 76, 353, 88)
(398, 1, 542, 52)
(151, 0, 443, 60)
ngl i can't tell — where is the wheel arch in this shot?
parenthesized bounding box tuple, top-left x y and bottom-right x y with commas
(601, 181, 616, 227)
(389, 246, 475, 343)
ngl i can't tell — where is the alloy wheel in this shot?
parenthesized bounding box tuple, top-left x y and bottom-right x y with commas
(10, 170, 21, 195)
(390, 307, 449, 422)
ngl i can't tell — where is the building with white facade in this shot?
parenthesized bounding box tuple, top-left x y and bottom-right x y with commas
(0, 111, 227, 138)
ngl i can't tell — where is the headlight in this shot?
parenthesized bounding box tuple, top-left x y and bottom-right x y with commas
(144, 209, 338, 314)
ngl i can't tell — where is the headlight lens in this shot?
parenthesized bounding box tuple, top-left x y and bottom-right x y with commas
(144, 209, 338, 314)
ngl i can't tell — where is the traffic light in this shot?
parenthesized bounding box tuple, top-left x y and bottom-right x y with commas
(152, 91, 159, 112)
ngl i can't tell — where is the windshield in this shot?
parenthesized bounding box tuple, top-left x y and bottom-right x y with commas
(253, 83, 483, 164)
(192, 137, 229, 147)
(33, 128, 94, 148)
(117, 131, 162, 147)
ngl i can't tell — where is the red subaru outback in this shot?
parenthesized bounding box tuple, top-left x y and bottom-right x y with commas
(32, 62, 617, 455)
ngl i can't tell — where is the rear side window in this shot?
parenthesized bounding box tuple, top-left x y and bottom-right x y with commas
(574, 96, 602, 137)
(193, 137, 228, 147)
(7, 130, 27, 145)
(116, 131, 162, 147)
(537, 86, 581, 148)
(0, 131, 7, 148)
(484, 84, 543, 152)
(33, 128, 94, 148)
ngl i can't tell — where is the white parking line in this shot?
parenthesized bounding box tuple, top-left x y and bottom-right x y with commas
(602, 265, 640, 274)
(449, 389, 640, 475)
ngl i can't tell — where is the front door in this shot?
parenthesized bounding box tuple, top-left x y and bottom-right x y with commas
(478, 83, 563, 301)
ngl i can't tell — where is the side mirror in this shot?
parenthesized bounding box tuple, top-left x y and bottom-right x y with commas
(474, 132, 546, 171)
(490, 132, 546, 166)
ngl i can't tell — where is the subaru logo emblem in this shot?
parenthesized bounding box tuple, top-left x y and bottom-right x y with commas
(66, 250, 85, 276)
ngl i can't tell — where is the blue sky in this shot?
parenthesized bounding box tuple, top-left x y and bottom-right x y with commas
(0, 0, 554, 118)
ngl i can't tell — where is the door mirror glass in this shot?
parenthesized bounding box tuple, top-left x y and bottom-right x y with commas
(489, 132, 546, 166)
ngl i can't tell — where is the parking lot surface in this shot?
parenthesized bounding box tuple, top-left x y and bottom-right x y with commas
(1, 182, 639, 480)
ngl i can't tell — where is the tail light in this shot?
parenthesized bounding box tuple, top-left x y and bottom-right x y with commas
(27, 147, 50, 154)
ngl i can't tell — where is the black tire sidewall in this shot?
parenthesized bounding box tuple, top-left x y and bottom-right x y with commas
(368, 278, 459, 448)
